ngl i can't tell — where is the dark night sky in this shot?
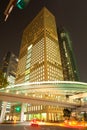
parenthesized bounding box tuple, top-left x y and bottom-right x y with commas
(0, 0, 87, 82)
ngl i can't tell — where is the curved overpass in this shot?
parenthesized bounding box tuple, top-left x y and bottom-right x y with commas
(0, 91, 77, 108)
(0, 81, 87, 109)
(0, 81, 87, 95)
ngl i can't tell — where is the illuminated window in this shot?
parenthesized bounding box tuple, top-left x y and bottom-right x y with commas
(26, 63, 30, 69)
(38, 106, 40, 110)
(25, 75, 30, 80)
(25, 69, 30, 75)
(28, 44, 32, 50)
(41, 105, 42, 110)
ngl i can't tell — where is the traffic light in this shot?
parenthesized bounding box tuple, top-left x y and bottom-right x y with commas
(15, 106, 21, 112)
(4, 0, 31, 21)
(16, 0, 30, 9)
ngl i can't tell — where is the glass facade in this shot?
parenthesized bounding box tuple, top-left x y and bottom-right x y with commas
(58, 27, 79, 81)
(2, 51, 18, 85)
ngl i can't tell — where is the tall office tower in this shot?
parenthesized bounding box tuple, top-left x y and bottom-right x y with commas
(58, 27, 79, 81)
(1, 51, 18, 114)
(15, 7, 63, 84)
(14, 7, 64, 122)
(2, 51, 18, 85)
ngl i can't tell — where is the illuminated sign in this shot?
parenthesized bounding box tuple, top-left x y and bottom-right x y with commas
(15, 106, 21, 112)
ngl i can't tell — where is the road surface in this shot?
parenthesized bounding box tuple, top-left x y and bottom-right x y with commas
(0, 124, 83, 130)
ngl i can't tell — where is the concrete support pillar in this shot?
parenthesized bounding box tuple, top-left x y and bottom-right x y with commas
(20, 103, 25, 122)
(0, 102, 8, 123)
(47, 112, 49, 122)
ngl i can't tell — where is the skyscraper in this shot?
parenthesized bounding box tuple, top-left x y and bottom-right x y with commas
(14, 7, 64, 121)
(2, 51, 18, 85)
(15, 7, 63, 84)
(14, 7, 79, 122)
(1, 51, 18, 114)
(58, 27, 79, 81)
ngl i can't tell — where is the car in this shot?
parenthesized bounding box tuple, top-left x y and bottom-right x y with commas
(30, 119, 39, 126)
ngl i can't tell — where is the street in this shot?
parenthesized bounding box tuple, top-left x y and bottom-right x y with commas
(0, 124, 83, 130)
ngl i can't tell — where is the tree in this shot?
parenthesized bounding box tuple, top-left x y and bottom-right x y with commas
(83, 112, 87, 121)
(0, 70, 9, 89)
(63, 108, 71, 119)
